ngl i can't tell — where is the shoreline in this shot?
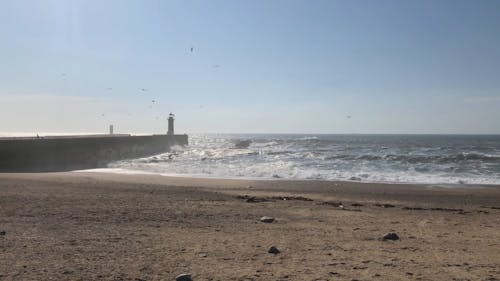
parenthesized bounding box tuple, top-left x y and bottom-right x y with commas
(1, 172, 499, 280)
(77, 168, 500, 189)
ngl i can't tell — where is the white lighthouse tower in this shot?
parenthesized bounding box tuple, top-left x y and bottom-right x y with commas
(167, 113, 175, 135)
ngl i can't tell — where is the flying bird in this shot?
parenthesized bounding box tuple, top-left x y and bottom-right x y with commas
(190, 47, 194, 52)
(140, 88, 148, 92)
(347, 115, 352, 119)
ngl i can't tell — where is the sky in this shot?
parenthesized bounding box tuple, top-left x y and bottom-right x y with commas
(1, 0, 500, 134)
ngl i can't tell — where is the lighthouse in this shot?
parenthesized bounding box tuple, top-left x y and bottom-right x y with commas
(167, 113, 175, 135)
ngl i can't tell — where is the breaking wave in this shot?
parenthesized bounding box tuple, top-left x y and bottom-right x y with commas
(107, 134, 500, 186)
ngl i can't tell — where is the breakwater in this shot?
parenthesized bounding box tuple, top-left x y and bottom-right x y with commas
(0, 134, 188, 172)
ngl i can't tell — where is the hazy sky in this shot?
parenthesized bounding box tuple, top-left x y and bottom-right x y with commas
(1, 0, 500, 134)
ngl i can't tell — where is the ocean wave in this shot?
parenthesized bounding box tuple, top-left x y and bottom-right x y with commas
(296, 136, 319, 141)
(101, 163, 500, 185)
(105, 134, 500, 186)
(385, 153, 500, 164)
(267, 150, 293, 156)
(323, 152, 500, 164)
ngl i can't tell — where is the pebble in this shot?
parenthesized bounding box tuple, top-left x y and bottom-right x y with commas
(175, 273, 192, 281)
(382, 232, 400, 241)
(260, 216, 275, 223)
(268, 246, 280, 254)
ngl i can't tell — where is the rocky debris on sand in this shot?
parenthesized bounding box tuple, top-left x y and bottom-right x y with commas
(382, 232, 400, 241)
(402, 206, 468, 214)
(236, 195, 268, 203)
(320, 201, 343, 208)
(270, 196, 313, 201)
(268, 246, 280, 254)
(175, 273, 192, 281)
(260, 216, 275, 223)
(0, 230, 5, 236)
(245, 197, 259, 203)
(374, 203, 395, 208)
(198, 252, 208, 258)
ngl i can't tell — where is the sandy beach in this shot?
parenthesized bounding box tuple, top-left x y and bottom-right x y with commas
(0, 172, 499, 281)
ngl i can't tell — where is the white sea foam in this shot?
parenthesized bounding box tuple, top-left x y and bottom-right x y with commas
(96, 134, 500, 186)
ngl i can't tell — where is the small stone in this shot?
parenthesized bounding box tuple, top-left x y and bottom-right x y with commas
(198, 252, 208, 258)
(260, 216, 275, 223)
(175, 273, 192, 281)
(268, 246, 280, 254)
(0, 231, 5, 236)
(382, 232, 400, 241)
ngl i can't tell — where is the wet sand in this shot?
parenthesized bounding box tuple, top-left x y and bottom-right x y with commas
(0, 172, 499, 280)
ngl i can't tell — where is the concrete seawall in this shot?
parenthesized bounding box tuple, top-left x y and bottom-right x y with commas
(0, 134, 188, 172)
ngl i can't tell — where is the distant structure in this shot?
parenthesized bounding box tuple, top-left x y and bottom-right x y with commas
(167, 113, 175, 135)
(0, 116, 188, 172)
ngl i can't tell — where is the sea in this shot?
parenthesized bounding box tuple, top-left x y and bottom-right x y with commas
(2, 132, 499, 186)
(105, 134, 500, 186)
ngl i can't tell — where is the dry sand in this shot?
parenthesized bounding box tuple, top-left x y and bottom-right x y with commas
(0, 172, 499, 281)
